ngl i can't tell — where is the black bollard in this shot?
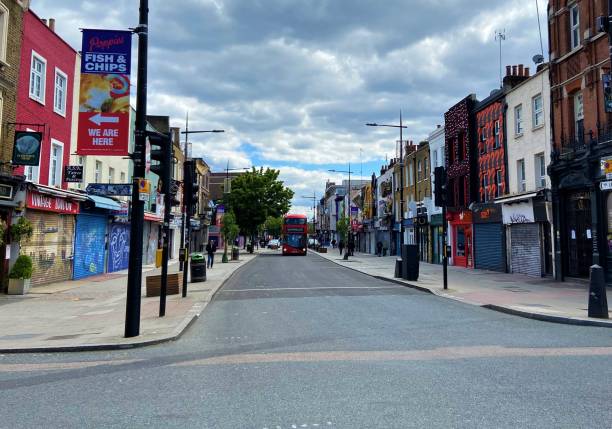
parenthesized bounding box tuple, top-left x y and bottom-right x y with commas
(588, 265, 609, 319)
(395, 258, 402, 278)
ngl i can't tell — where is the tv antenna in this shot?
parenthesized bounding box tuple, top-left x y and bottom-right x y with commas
(495, 29, 506, 87)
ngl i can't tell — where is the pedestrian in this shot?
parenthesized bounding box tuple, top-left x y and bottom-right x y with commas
(348, 240, 355, 256)
(377, 241, 383, 257)
(206, 239, 217, 269)
(331, 239, 336, 248)
(338, 240, 345, 255)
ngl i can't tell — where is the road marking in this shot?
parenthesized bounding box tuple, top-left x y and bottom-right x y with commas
(0, 359, 143, 373)
(222, 286, 399, 292)
(172, 346, 612, 367)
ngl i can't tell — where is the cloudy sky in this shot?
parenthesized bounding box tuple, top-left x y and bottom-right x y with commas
(32, 0, 548, 216)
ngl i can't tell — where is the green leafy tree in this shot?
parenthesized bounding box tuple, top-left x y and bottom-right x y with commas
(228, 168, 294, 243)
(336, 214, 349, 244)
(264, 216, 283, 238)
(221, 211, 240, 262)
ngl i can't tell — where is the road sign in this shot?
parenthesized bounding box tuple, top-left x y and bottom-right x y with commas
(77, 29, 132, 156)
(86, 183, 132, 196)
(601, 180, 612, 191)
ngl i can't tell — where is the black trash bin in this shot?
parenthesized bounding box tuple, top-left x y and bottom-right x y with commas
(190, 252, 206, 282)
(231, 247, 240, 261)
(402, 244, 419, 281)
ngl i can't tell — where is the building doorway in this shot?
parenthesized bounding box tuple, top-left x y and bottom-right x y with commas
(565, 191, 592, 278)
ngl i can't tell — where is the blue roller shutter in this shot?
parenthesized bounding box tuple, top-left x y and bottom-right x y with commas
(474, 223, 505, 272)
(74, 214, 107, 279)
(108, 223, 130, 272)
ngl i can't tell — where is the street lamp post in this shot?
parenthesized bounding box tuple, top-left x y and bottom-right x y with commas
(366, 112, 408, 266)
(301, 191, 317, 241)
(179, 125, 224, 296)
(328, 164, 354, 259)
(222, 162, 250, 262)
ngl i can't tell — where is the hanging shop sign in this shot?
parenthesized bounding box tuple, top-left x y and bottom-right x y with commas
(77, 29, 132, 156)
(27, 191, 79, 215)
(64, 165, 84, 183)
(0, 184, 13, 200)
(12, 131, 42, 166)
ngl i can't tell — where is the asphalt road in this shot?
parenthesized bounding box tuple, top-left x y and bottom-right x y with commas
(2, 252, 612, 428)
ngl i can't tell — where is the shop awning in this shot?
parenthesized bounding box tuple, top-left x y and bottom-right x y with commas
(88, 195, 122, 211)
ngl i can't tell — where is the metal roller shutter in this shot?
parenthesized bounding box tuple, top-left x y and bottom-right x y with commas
(108, 223, 130, 272)
(73, 214, 107, 279)
(510, 223, 541, 277)
(474, 223, 505, 272)
(22, 211, 75, 286)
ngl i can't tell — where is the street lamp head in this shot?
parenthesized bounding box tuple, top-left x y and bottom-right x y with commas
(365, 123, 378, 127)
(212, 130, 225, 133)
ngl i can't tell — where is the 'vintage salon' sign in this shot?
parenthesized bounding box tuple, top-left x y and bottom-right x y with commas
(27, 191, 80, 214)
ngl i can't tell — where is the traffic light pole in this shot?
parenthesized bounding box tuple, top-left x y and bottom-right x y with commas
(159, 132, 172, 317)
(125, 0, 148, 338)
(442, 202, 448, 290)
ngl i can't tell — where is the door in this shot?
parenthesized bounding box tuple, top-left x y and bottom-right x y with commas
(108, 223, 130, 272)
(74, 214, 107, 279)
(566, 191, 592, 278)
(453, 225, 473, 268)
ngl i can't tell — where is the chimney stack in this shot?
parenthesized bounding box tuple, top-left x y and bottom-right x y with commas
(506, 65, 511, 76)
(512, 65, 518, 76)
(518, 64, 524, 76)
(41, 18, 47, 25)
(49, 18, 55, 32)
(524, 67, 530, 77)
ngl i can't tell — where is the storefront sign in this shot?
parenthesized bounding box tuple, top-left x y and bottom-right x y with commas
(502, 201, 534, 224)
(86, 183, 132, 196)
(601, 180, 612, 191)
(12, 131, 42, 166)
(0, 184, 13, 200)
(64, 166, 83, 183)
(77, 29, 132, 156)
(27, 191, 79, 214)
(472, 204, 502, 223)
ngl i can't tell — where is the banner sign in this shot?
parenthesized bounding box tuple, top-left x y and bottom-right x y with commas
(12, 131, 42, 166)
(27, 191, 80, 214)
(64, 166, 83, 183)
(86, 183, 132, 196)
(77, 29, 131, 156)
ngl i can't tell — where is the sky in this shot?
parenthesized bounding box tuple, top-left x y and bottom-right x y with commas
(31, 0, 548, 217)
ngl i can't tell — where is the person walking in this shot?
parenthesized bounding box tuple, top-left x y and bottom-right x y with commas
(331, 239, 337, 249)
(348, 239, 355, 256)
(338, 240, 345, 255)
(206, 239, 217, 269)
(377, 241, 383, 257)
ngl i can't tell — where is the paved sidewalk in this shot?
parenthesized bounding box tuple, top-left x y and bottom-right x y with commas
(0, 251, 258, 352)
(314, 249, 612, 327)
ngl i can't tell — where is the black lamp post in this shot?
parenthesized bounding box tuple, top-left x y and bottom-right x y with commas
(329, 164, 354, 259)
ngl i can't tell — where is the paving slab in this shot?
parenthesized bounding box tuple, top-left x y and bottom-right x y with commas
(313, 249, 612, 327)
(0, 251, 259, 353)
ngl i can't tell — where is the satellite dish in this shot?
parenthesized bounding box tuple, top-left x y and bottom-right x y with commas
(532, 54, 544, 65)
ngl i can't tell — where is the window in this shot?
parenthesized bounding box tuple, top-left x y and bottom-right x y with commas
(517, 159, 526, 192)
(535, 153, 546, 189)
(480, 127, 487, 154)
(408, 164, 414, 185)
(53, 69, 67, 115)
(423, 157, 428, 176)
(417, 160, 422, 181)
(532, 94, 543, 127)
(494, 120, 500, 148)
(0, 4, 9, 64)
(120, 172, 126, 183)
(29, 51, 46, 103)
(25, 165, 39, 183)
(482, 175, 489, 202)
(570, 3, 580, 50)
(95, 161, 102, 183)
(574, 91, 584, 142)
(433, 150, 438, 169)
(515, 105, 523, 135)
(108, 167, 115, 183)
(496, 169, 502, 197)
(49, 140, 63, 187)
(77, 156, 85, 189)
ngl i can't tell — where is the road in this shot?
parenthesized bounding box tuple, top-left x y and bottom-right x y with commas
(2, 252, 612, 428)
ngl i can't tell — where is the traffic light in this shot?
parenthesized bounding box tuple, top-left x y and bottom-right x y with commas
(147, 131, 172, 181)
(183, 160, 198, 217)
(434, 166, 447, 207)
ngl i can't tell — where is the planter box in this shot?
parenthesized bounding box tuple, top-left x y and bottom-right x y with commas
(318, 247, 327, 253)
(146, 273, 181, 297)
(8, 278, 31, 295)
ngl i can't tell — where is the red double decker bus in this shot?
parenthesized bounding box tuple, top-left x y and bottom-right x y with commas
(282, 214, 308, 256)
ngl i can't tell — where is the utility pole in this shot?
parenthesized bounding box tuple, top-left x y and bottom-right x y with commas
(125, 0, 148, 338)
(179, 112, 188, 272)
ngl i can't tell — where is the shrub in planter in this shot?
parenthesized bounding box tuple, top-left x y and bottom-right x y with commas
(0, 219, 6, 246)
(11, 217, 33, 245)
(8, 254, 33, 295)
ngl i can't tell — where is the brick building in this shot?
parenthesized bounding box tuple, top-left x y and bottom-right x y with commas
(547, 0, 612, 283)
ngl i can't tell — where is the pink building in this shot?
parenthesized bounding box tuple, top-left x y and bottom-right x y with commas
(15, 10, 76, 189)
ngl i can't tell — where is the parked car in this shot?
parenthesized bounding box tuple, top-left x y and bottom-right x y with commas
(267, 239, 280, 249)
(308, 238, 319, 248)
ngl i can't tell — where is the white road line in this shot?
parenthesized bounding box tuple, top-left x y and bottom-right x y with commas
(222, 286, 399, 292)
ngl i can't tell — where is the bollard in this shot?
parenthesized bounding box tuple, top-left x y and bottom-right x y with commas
(395, 258, 402, 278)
(588, 265, 609, 318)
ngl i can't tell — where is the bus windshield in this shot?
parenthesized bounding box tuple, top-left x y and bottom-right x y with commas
(285, 233, 307, 248)
(284, 218, 307, 225)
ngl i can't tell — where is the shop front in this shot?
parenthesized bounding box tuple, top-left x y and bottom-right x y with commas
(143, 212, 162, 265)
(0, 174, 24, 288)
(430, 214, 444, 265)
(21, 186, 85, 286)
(415, 216, 429, 262)
(472, 203, 505, 272)
(447, 209, 473, 268)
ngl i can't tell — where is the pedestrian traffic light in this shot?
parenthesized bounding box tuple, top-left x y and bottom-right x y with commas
(183, 160, 198, 217)
(147, 131, 172, 180)
(434, 166, 447, 207)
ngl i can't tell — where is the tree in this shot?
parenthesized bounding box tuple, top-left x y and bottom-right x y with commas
(228, 168, 294, 242)
(336, 214, 349, 244)
(264, 216, 283, 238)
(220, 211, 240, 263)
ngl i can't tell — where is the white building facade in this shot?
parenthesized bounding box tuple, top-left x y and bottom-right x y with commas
(428, 124, 445, 264)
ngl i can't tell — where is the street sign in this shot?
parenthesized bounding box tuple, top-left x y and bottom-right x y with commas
(64, 165, 83, 183)
(77, 29, 132, 156)
(86, 183, 132, 196)
(601, 180, 612, 191)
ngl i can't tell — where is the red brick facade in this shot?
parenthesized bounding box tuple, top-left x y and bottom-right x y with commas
(15, 10, 76, 189)
(476, 100, 506, 202)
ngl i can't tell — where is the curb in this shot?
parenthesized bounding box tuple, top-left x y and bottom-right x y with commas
(0, 254, 259, 354)
(312, 251, 612, 329)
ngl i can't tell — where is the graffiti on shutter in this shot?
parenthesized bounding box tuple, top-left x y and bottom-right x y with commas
(73, 214, 107, 279)
(510, 223, 541, 277)
(108, 223, 130, 272)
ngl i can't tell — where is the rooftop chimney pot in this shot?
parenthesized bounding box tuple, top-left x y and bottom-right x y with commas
(506, 65, 511, 76)
(512, 65, 518, 76)
(524, 67, 530, 77)
(49, 18, 55, 32)
(518, 64, 524, 76)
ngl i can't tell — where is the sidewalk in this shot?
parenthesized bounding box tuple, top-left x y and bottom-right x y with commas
(314, 249, 612, 327)
(0, 251, 258, 353)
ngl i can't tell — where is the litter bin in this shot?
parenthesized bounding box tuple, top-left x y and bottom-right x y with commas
(402, 244, 419, 281)
(190, 252, 206, 282)
(231, 247, 240, 261)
